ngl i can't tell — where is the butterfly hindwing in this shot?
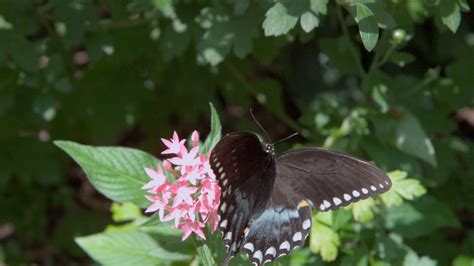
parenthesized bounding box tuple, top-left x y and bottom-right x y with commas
(277, 148, 392, 212)
(241, 183, 312, 266)
(210, 133, 275, 263)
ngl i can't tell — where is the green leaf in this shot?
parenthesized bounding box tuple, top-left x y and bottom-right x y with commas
(111, 202, 143, 222)
(373, 111, 438, 167)
(76, 231, 189, 265)
(310, 212, 340, 261)
(54, 141, 160, 208)
(347, 3, 379, 51)
(263, 2, 299, 36)
(195, 237, 216, 266)
(403, 250, 437, 266)
(310, 0, 328, 14)
(381, 170, 426, 207)
(453, 255, 474, 266)
(300, 12, 319, 33)
(351, 198, 375, 223)
(201, 103, 222, 154)
(440, 0, 461, 33)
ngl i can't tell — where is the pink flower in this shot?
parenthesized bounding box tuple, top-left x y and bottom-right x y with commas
(161, 131, 186, 155)
(178, 219, 206, 240)
(191, 131, 199, 147)
(168, 146, 200, 167)
(143, 130, 221, 241)
(142, 165, 167, 190)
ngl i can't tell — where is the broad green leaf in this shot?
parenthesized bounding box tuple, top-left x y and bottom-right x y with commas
(381, 170, 426, 207)
(54, 141, 159, 208)
(138, 217, 183, 237)
(372, 111, 438, 167)
(76, 231, 189, 265)
(263, 3, 298, 36)
(201, 102, 222, 154)
(352, 198, 375, 223)
(440, 0, 461, 33)
(300, 12, 319, 33)
(310, 212, 340, 261)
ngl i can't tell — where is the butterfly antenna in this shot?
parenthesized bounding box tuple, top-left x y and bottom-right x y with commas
(250, 108, 272, 142)
(272, 132, 299, 145)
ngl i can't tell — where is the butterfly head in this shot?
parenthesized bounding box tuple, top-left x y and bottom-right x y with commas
(264, 143, 275, 155)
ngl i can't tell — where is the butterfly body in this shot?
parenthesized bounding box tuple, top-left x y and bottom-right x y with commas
(210, 132, 391, 266)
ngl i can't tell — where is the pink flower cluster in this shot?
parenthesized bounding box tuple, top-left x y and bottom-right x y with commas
(143, 131, 221, 240)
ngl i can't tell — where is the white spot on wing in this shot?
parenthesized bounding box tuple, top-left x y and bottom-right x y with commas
(323, 200, 331, 208)
(224, 232, 232, 241)
(253, 250, 263, 263)
(220, 202, 227, 212)
(352, 190, 360, 197)
(220, 173, 226, 179)
(293, 232, 302, 242)
(362, 188, 369, 194)
(219, 219, 228, 228)
(319, 203, 325, 211)
(265, 247, 276, 257)
(385, 180, 390, 185)
(218, 167, 224, 173)
(302, 219, 311, 230)
(279, 241, 290, 251)
(333, 197, 342, 205)
(215, 162, 221, 168)
(222, 179, 228, 186)
(243, 242, 254, 252)
(379, 183, 384, 188)
(370, 185, 377, 191)
(344, 194, 352, 201)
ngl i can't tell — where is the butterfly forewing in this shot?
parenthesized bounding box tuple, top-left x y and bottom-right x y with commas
(210, 133, 275, 263)
(277, 148, 392, 212)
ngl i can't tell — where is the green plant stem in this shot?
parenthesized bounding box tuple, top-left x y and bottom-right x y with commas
(193, 235, 216, 266)
(336, 4, 366, 78)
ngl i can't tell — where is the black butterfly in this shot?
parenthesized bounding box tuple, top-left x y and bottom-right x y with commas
(210, 131, 391, 266)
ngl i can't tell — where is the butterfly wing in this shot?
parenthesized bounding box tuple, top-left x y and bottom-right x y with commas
(210, 133, 276, 264)
(241, 180, 312, 265)
(277, 148, 392, 212)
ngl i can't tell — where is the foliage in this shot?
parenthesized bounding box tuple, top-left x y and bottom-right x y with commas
(1, 0, 473, 265)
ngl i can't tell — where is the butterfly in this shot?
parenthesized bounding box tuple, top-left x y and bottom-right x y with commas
(210, 130, 391, 266)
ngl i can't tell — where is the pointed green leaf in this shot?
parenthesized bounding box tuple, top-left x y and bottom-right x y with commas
(54, 141, 160, 208)
(201, 103, 222, 154)
(355, 3, 379, 51)
(440, 0, 461, 33)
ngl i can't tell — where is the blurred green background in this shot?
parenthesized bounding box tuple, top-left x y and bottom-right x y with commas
(1, 0, 474, 265)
